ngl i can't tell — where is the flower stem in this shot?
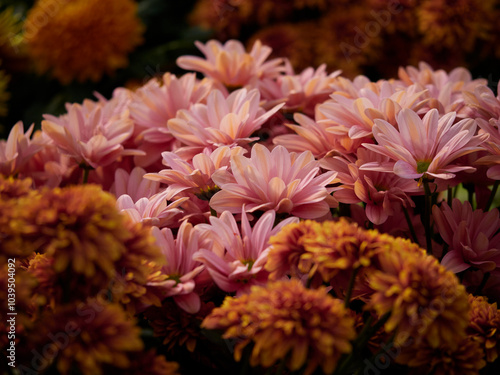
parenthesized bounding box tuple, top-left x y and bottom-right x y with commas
(79, 163, 93, 184)
(422, 178, 433, 255)
(485, 180, 500, 211)
(334, 312, 391, 375)
(402, 205, 419, 246)
(344, 268, 359, 309)
(476, 272, 491, 295)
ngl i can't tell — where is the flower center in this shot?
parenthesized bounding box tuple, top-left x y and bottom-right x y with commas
(416, 160, 431, 174)
(167, 274, 181, 285)
(242, 259, 255, 271)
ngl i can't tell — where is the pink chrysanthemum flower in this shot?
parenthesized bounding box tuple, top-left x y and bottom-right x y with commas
(475, 118, 500, 180)
(144, 146, 245, 201)
(273, 113, 364, 158)
(361, 108, 488, 181)
(398, 61, 488, 115)
(317, 82, 429, 141)
(194, 209, 298, 295)
(20, 131, 79, 188)
(176, 39, 285, 89)
(129, 73, 212, 167)
(116, 187, 188, 228)
(321, 149, 420, 224)
(0, 121, 44, 176)
(432, 199, 500, 274)
(111, 166, 160, 202)
(210, 143, 338, 219)
(41, 100, 140, 169)
(167, 88, 282, 157)
(259, 62, 341, 117)
(147, 222, 208, 314)
(464, 81, 500, 121)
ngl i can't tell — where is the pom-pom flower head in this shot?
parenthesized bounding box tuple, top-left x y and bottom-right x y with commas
(24, 0, 144, 83)
(202, 279, 356, 375)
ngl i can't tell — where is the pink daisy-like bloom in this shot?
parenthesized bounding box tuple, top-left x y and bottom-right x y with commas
(111, 166, 161, 202)
(144, 146, 246, 201)
(129, 72, 212, 167)
(475, 118, 500, 180)
(398, 61, 487, 115)
(176, 39, 285, 89)
(259, 62, 341, 117)
(41, 100, 140, 169)
(463, 81, 500, 121)
(361, 108, 488, 181)
(193, 209, 299, 295)
(210, 143, 338, 219)
(432, 199, 500, 274)
(167, 88, 283, 158)
(20, 132, 79, 188)
(0, 121, 45, 176)
(317, 82, 429, 141)
(116, 187, 188, 228)
(321, 149, 420, 224)
(273, 113, 364, 157)
(147, 222, 209, 314)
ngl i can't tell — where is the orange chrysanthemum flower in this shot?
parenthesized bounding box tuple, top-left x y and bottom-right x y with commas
(468, 294, 500, 363)
(267, 218, 416, 298)
(112, 217, 167, 313)
(367, 249, 470, 350)
(1, 185, 130, 297)
(396, 336, 486, 375)
(0, 174, 33, 200)
(24, 0, 144, 84)
(416, 0, 494, 52)
(144, 299, 215, 353)
(32, 301, 143, 375)
(265, 219, 322, 281)
(114, 349, 180, 375)
(202, 279, 356, 375)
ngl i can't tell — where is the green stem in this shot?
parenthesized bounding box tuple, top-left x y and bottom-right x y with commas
(82, 167, 90, 184)
(464, 183, 475, 208)
(334, 312, 391, 375)
(344, 268, 359, 309)
(476, 272, 491, 295)
(422, 178, 433, 255)
(80, 163, 94, 184)
(274, 357, 287, 375)
(210, 207, 218, 217)
(402, 205, 419, 246)
(485, 180, 499, 211)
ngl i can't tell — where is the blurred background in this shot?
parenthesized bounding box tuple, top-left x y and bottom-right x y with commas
(1, 0, 499, 138)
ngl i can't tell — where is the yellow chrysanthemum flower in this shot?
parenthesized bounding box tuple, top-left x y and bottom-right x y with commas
(24, 0, 144, 84)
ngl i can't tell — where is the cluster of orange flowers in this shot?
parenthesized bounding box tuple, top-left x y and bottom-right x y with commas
(190, 0, 500, 78)
(1, 175, 499, 374)
(0, 176, 178, 375)
(203, 218, 500, 374)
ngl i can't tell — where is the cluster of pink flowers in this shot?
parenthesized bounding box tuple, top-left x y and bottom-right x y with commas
(2, 39, 500, 310)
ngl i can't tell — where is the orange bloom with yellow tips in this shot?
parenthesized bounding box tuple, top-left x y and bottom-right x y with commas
(24, 0, 144, 84)
(367, 248, 470, 350)
(467, 294, 500, 363)
(202, 279, 355, 375)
